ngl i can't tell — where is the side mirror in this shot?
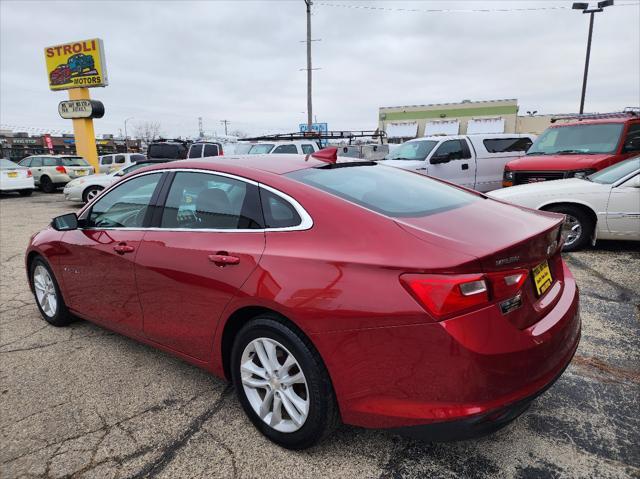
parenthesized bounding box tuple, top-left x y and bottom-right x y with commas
(622, 138, 640, 153)
(52, 213, 78, 231)
(430, 155, 450, 164)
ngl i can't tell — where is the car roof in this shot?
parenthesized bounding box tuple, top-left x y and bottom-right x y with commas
(552, 117, 637, 127)
(140, 154, 329, 176)
(25, 154, 81, 158)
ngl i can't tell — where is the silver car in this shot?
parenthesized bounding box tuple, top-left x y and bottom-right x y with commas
(18, 155, 94, 193)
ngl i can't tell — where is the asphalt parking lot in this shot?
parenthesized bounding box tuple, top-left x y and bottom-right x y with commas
(1, 191, 638, 479)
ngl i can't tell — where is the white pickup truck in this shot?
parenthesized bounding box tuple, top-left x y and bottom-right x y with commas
(378, 133, 535, 192)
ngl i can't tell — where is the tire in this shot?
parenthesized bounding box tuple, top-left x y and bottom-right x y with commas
(82, 185, 103, 203)
(29, 257, 72, 327)
(39, 176, 55, 193)
(547, 205, 594, 252)
(231, 315, 340, 449)
(19, 189, 33, 196)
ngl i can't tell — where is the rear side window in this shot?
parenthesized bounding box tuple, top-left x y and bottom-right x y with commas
(301, 144, 315, 155)
(483, 138, 533, 153)
(249, 144, 275, 154)
(260, 189, 301, 228)
(203, 144, 220, 156)
(101, 156, 113, 165)
(188, 144, 203, 159)
(148, 144, 185, 159)
(287, 164, 477, 218)
(273, 144, 298, 154)
(43, 157, 58, 167)
(160, 172, 262, 229)
(30, 158, 43, 167)
(19, 158, 32, 167)
(114, 155, 126, 164)
(131, 154, 146, 162)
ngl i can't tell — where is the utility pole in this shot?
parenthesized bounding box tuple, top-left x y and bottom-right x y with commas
(124, 117, 134, 153)
(305, 0, 313, 131)
(220, 120, 230, 136)
(572, 1, 614, 114)
(198, 117, 204, 138)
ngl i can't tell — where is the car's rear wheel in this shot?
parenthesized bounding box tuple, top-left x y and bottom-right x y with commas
(19, 189, 33, 196)
(83, 185, 103, 203)
(30, 258, 72, 327)
(231, 316, 339, 449)
(547, 205, 593, 252)
(39, 176, 55, 193)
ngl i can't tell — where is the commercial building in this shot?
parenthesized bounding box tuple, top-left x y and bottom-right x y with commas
(379, 99, 555, 142)
(0, 130, 141, 161)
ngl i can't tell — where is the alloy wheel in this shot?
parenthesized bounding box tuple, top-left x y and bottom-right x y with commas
(33, 265, 57, 317)
(86, 187, 101, 201)
(240, 337, 310, 433)
(562, 214, 582, 248)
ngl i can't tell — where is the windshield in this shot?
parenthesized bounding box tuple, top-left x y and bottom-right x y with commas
(385, 140, 438, 161)
(234, 143, 253, 154)
(148, 143, 185, 159)
(61, 157, 90, 166)
(589, 157, 640, 184)
(248, 144, 275, 154)
(287, 164, 477, 218)
(0, 159, 19, 169)
(527, 123, 624, 155)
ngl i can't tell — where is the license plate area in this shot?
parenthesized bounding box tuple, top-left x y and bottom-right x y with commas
(7, 172, 18, 178)
(532, 260, 552, 296)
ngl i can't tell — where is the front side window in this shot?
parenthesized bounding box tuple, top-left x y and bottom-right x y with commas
(301, 144, 315, 155)
(622, 124, 640, 153)
(483, 137, 533, 153)
(385, 140, 437, 161)
(188, 144, 203, 159)
(249, 144, 275, 154)
(43, 157, 58, 167)
(101, 156, 113, 165)
(527, 123, 624, 155)
(88, 173, 162, 228)
(203, 144, 220, 156)
(161, 172, 262, 229)
(288, 164, 477, 218)
(432, 140, 469, 161)
(114, 155, 126, 164)
(273, 144, 298, 154)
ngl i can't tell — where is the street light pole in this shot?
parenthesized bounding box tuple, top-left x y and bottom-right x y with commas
(124, 117, 134, 152)
(305, 0, 313, 132)
(573, 1, 614, 114)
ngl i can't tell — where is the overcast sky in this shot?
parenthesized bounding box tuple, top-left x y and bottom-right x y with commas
(1, 0, 639, 138)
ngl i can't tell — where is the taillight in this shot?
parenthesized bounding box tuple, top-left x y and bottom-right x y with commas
(400, 274, 489, 320)
(401, 269, 529, 321)
(55, 165, 67, 174)
(219, 147, 224, 155)
(27, 169, 32, 177)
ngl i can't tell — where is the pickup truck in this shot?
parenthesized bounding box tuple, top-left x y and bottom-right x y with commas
(378, 133, 535, 192)
(503, 112, 640, 187)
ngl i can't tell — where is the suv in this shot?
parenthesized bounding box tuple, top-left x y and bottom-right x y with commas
(98, 153, 146, 173)
(187, 141, 224, 159)
(503, 111, 640, 187)
(18, 155, 94, 193)
(147, 140, 190, 160)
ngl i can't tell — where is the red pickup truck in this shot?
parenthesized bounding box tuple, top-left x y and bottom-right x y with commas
(503, 112, 640, 187)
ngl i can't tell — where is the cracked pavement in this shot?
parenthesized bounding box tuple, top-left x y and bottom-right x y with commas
(1, 191, 638, 478)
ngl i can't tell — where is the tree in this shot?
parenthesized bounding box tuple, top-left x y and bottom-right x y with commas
(133, 121, 162, 144)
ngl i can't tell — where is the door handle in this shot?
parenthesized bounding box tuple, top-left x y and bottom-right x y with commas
(416, 167, 427, 171)
(461, 164, 469, 170)
(208, 253, 240, 266)
(113, 243, 135, 254)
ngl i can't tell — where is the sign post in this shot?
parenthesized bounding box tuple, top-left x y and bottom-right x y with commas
(44, 38, 108, 173)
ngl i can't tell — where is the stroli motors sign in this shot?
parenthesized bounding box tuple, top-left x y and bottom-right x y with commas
(44, 38, 108, 91)
(58, 100, 105, 119)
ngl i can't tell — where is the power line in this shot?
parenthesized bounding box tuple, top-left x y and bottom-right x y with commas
(315, 1, 639, 14)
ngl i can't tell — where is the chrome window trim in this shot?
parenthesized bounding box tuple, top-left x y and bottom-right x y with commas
(79, 167, 313, 233)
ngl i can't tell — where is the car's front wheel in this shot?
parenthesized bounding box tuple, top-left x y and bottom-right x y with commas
(30, 257, 72, 327)
(231, 316, 339, 449)
(83, 185, 103, 203)
(547, 204, 594, 252)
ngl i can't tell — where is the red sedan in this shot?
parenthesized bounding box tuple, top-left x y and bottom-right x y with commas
(25, 152, 580, 449)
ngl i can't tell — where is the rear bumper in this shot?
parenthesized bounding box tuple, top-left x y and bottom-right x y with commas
(312, 260, 581, 433)
(0, 178, 34, 191)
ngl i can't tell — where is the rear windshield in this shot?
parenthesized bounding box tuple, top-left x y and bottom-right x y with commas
(61, 157, 89, 166)
(148, 143, 186, 159)
(287, 164, 478, 218)
(0, 158, 18, 169)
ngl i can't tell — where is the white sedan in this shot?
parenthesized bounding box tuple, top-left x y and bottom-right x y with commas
(63, 160, 168, 203)
(0, 158, 35, 196)
(488, 157, 640, 251)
